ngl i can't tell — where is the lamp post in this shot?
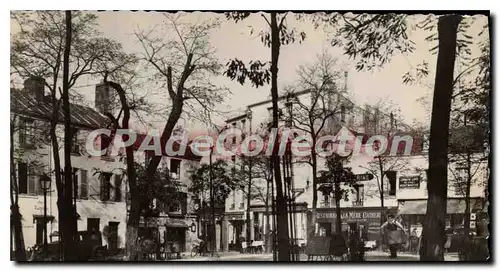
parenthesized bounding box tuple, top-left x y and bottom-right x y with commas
(39, 174, 51, 260)
(245, 108, 253, 245)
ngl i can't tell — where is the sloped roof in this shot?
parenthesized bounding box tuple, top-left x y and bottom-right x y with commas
(11, 89, 109, 130)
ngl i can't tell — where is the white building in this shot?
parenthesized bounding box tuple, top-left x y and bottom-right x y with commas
(11, 77, 203, 254)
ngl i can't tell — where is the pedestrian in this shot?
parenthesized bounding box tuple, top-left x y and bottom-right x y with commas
(381, 214, 407, 258)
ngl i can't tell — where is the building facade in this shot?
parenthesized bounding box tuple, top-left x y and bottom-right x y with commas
(11, 78, 203, 255)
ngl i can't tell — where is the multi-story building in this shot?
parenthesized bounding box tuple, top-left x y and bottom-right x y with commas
(218, 74, 475, 246)
(11, 77, 127, 251)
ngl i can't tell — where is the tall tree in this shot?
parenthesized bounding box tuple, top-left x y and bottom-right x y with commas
(224, 11, 306, 261)
(310, 13, 488, 260)
(317, 153, 355, 233)
(283, 51, 346, 238)
(419, 15, 462, 261)
(61, 10, 76, 260)
(135, 13, 227, 184)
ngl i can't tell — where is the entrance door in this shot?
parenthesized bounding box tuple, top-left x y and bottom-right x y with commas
(35, 219, 45, 245)
(318, 222, 331, 236)
(108, 222, 119, 250)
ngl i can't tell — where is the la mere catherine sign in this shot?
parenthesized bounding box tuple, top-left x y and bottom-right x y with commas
(317, 210, 381, 222)
(399, 176, 420, 189)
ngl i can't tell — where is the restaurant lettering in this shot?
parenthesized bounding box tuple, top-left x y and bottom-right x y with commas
(317, 211, 381, 221)
(399, 176, 420, 189)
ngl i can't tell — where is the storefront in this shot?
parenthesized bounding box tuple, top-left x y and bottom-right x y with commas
(225, 212, 245, 251)
(313, 207, 396, 241)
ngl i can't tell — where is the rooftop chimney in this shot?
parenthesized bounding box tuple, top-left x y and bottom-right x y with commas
(95, 82, 116, 115)
(24, 76, 45, 103)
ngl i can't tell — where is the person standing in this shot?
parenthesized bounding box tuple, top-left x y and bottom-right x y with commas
(381, 214, 407, 258)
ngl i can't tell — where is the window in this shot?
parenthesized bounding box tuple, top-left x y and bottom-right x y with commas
(453, 167, 468, 195)
(100, 172, 112, 201)
(26, 165, 37, 195)
(240, 190, 245, 209)
(87, 218, 100, 232)
(385, 171, 397, 196)
(180, 192, 188, 215)
(80, 169, 88, 199)
(18, 163, 28, 194)
(322, 194, 330, 207)
(231, 190, 236, 210)
(70, 128, 79, 154)
(114, 174, 122, 202)
(19, 118, 35, 146)
(72, 168, 79, 199)
(353, 184, 364, 206)
(170, 159, 181, 179)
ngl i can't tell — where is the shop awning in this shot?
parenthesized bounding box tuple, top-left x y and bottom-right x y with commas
(399, 199, 484, 215)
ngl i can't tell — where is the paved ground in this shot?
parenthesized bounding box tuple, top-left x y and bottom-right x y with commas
(171, 251, 460, 262)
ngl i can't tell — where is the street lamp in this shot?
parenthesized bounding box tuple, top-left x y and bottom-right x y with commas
(39, 174, 51, 260)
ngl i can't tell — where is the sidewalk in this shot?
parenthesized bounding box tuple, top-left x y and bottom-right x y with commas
(364, 251, 460, 261)
(171, 252, 273, 261)
(171, 251, 460, 262)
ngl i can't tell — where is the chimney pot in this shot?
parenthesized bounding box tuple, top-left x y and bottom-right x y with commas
(95, 82, 116, 115)
(24, 76, 45, 103)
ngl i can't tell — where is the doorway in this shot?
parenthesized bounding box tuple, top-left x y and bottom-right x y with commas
(108, 222, 119, 250)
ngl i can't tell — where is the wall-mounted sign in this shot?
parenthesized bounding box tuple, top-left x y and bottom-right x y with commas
(316, 210, 381, 222)
(399, 176, 420, 189)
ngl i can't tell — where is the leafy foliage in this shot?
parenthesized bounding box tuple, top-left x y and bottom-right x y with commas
(311, 13, 414, 71)
(224, 59, 271, 88)
(224, 12, 306, 88)
(135, 162, 181, 216)
(317, 154, 356, 201)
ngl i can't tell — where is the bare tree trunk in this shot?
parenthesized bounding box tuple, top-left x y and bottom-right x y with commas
(61, 10, 77, 261)
(309, 149, 318, 239)
(246, 158, 252, 243)
(107, 81, 140, 260)
(265, 179, 271, 253)
(334, 164, 342, 234)
(270, 13, 290, 261)
(378, 156, 385, 250)
(126, 199, 141, 260)
(420, 14, 461, 261)
(462, 151, 472, 259)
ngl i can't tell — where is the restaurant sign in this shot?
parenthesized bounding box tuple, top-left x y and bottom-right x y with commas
(317, 210, 381, 222)
(399, 176, 420, 189)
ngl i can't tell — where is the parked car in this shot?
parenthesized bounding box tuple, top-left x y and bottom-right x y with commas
(29, 231, 107, 261)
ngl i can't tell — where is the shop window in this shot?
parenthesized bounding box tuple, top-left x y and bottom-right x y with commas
(170, 159, 181, 180)
(87, 218, 100, 232)
(385, 171, 397, 196)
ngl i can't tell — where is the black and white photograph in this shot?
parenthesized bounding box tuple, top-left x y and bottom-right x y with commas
(8, 8, 491, 262)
